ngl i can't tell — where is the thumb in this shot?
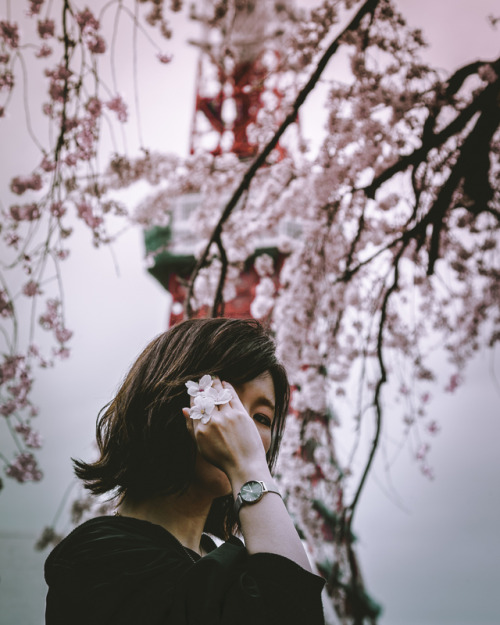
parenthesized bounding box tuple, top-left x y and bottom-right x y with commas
(182, 407, 196, 439)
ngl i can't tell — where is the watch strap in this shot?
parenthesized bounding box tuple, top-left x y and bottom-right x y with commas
(233, 481, 282, 517)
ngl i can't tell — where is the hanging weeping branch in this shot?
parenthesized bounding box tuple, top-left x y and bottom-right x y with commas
(184, 0, 382, 318)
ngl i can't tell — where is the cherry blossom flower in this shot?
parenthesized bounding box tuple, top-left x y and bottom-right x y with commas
(427, 420, 440, 435)
(0, 70, 14, 91)
(40, 155, 56, 172)
(37, 19, 55, 39)
(0, 290, 13, 318)
(186, 374, 213, 396)
(0, 400, 16, 417)
(5, 452, 43, 483)
(15, 424, 43, 448)
(416, 443, 430, 461)
(5, 232, 21, 250)
(254, 253, 275, 277)
(56, 249, 70, 260)
(186, 375, 232, 423)
(36, 43, 53, 59)
(0, 21, 20, 49)
(39, 299, 60, 330)
(86, 97, 102, 118)
(0, 355, 23, 383)
(55, 327, 73, 344)
(22, 280, 43, 297)
(76, 9, 100, 32)
(205, 386, 233, 405)
(157, 52, 172, 64)
(10, 203, 41, 221)
(106, 95, 128, 122)
(35, 526, 63, 551)
(50, 201, 66, 217)
(189, 394, 216, 424)
(445, 373, 462, 393)
(27, 0, 45, 17)
(421, 465, 435, 480)
(76, 201, 103, 229)
(10, 173, 43, 195)
(86, 34, 106, 54)
(53, 346, 70, 359)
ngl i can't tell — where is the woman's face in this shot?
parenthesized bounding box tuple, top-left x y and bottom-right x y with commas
(233, 371, 276, 454)
(193, 371, 276, 496)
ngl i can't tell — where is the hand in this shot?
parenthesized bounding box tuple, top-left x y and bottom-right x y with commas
(182, 379, 269, 480)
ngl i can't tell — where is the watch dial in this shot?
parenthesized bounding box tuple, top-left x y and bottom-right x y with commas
(241, 481, 263, 502)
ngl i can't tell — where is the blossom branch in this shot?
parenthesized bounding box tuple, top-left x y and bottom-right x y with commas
(362, 57, 500, 200)
(184, 0, 382, 318)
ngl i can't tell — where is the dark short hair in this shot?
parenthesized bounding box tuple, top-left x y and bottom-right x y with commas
(73, 318, 289, 538)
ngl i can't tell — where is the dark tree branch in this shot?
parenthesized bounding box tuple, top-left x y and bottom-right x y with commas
(211, 232, 228, 317)
(184, 0, 382, 318)
(362, 58, 500, 199)
(54, 0, 73, 165)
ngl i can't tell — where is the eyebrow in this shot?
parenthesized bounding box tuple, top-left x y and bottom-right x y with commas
(253, 396, 275, 414)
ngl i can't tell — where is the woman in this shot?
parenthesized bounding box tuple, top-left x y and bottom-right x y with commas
(45, 318, 325, 624)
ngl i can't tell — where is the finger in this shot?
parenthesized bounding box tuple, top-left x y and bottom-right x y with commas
(221, 380, 247, 415)
(182, 407, 196, 438)
(211, 376, 223, 391)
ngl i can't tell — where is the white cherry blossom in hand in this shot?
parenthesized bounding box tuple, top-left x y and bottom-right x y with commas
(185, 375, 232, 424)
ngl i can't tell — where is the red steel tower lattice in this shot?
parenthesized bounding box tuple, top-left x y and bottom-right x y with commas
(145, 0, 297, 324)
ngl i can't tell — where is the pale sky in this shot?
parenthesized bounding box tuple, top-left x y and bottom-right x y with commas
(0, 2, 499, 625)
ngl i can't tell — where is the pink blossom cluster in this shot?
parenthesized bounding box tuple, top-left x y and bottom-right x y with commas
(37, 19, 55, 39)
(27, 0, 45, 17)
(76, 200, 103, 230)
(106, 95, 128, 123)
(0, 0, 191, 499)
(15, 423, 43, 448)
(157, 52, 172, 64)
(35, 526, 63, 551)
(35, 43, 52, 58)
(5, 452, 43, 483)
(0, 69, 14, 91)
(0, 289, 13, 318)
(38, 299, 73, 358)
(10, 173, 43, 195)
(45, 64, 73, 103)
(22, 280, 43, 297)
(0, 353, 35, 421)
(76, 8, 106, 55)
(10, 202, 41, 222)
(143, 0, 173, 39)
(0, 20, 19, 49)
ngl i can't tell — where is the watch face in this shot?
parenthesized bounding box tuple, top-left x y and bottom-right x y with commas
(241, 481, 263, 503)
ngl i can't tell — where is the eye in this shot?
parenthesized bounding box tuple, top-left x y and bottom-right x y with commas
(253, 413, 272, 428)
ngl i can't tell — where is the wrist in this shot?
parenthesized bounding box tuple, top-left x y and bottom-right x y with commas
(227, 462, 273, 495)
(233, 479, 282, 518)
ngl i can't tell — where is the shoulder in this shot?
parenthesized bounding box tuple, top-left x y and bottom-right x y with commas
(45, 516, 191, 583)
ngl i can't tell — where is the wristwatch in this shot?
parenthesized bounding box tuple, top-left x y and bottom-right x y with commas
(234, 480, 282, 517)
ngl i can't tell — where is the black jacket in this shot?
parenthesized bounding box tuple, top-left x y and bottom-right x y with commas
(45, 516, 325, 624)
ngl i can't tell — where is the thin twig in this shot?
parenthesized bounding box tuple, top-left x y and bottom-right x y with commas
(346, 244, 405, 530)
